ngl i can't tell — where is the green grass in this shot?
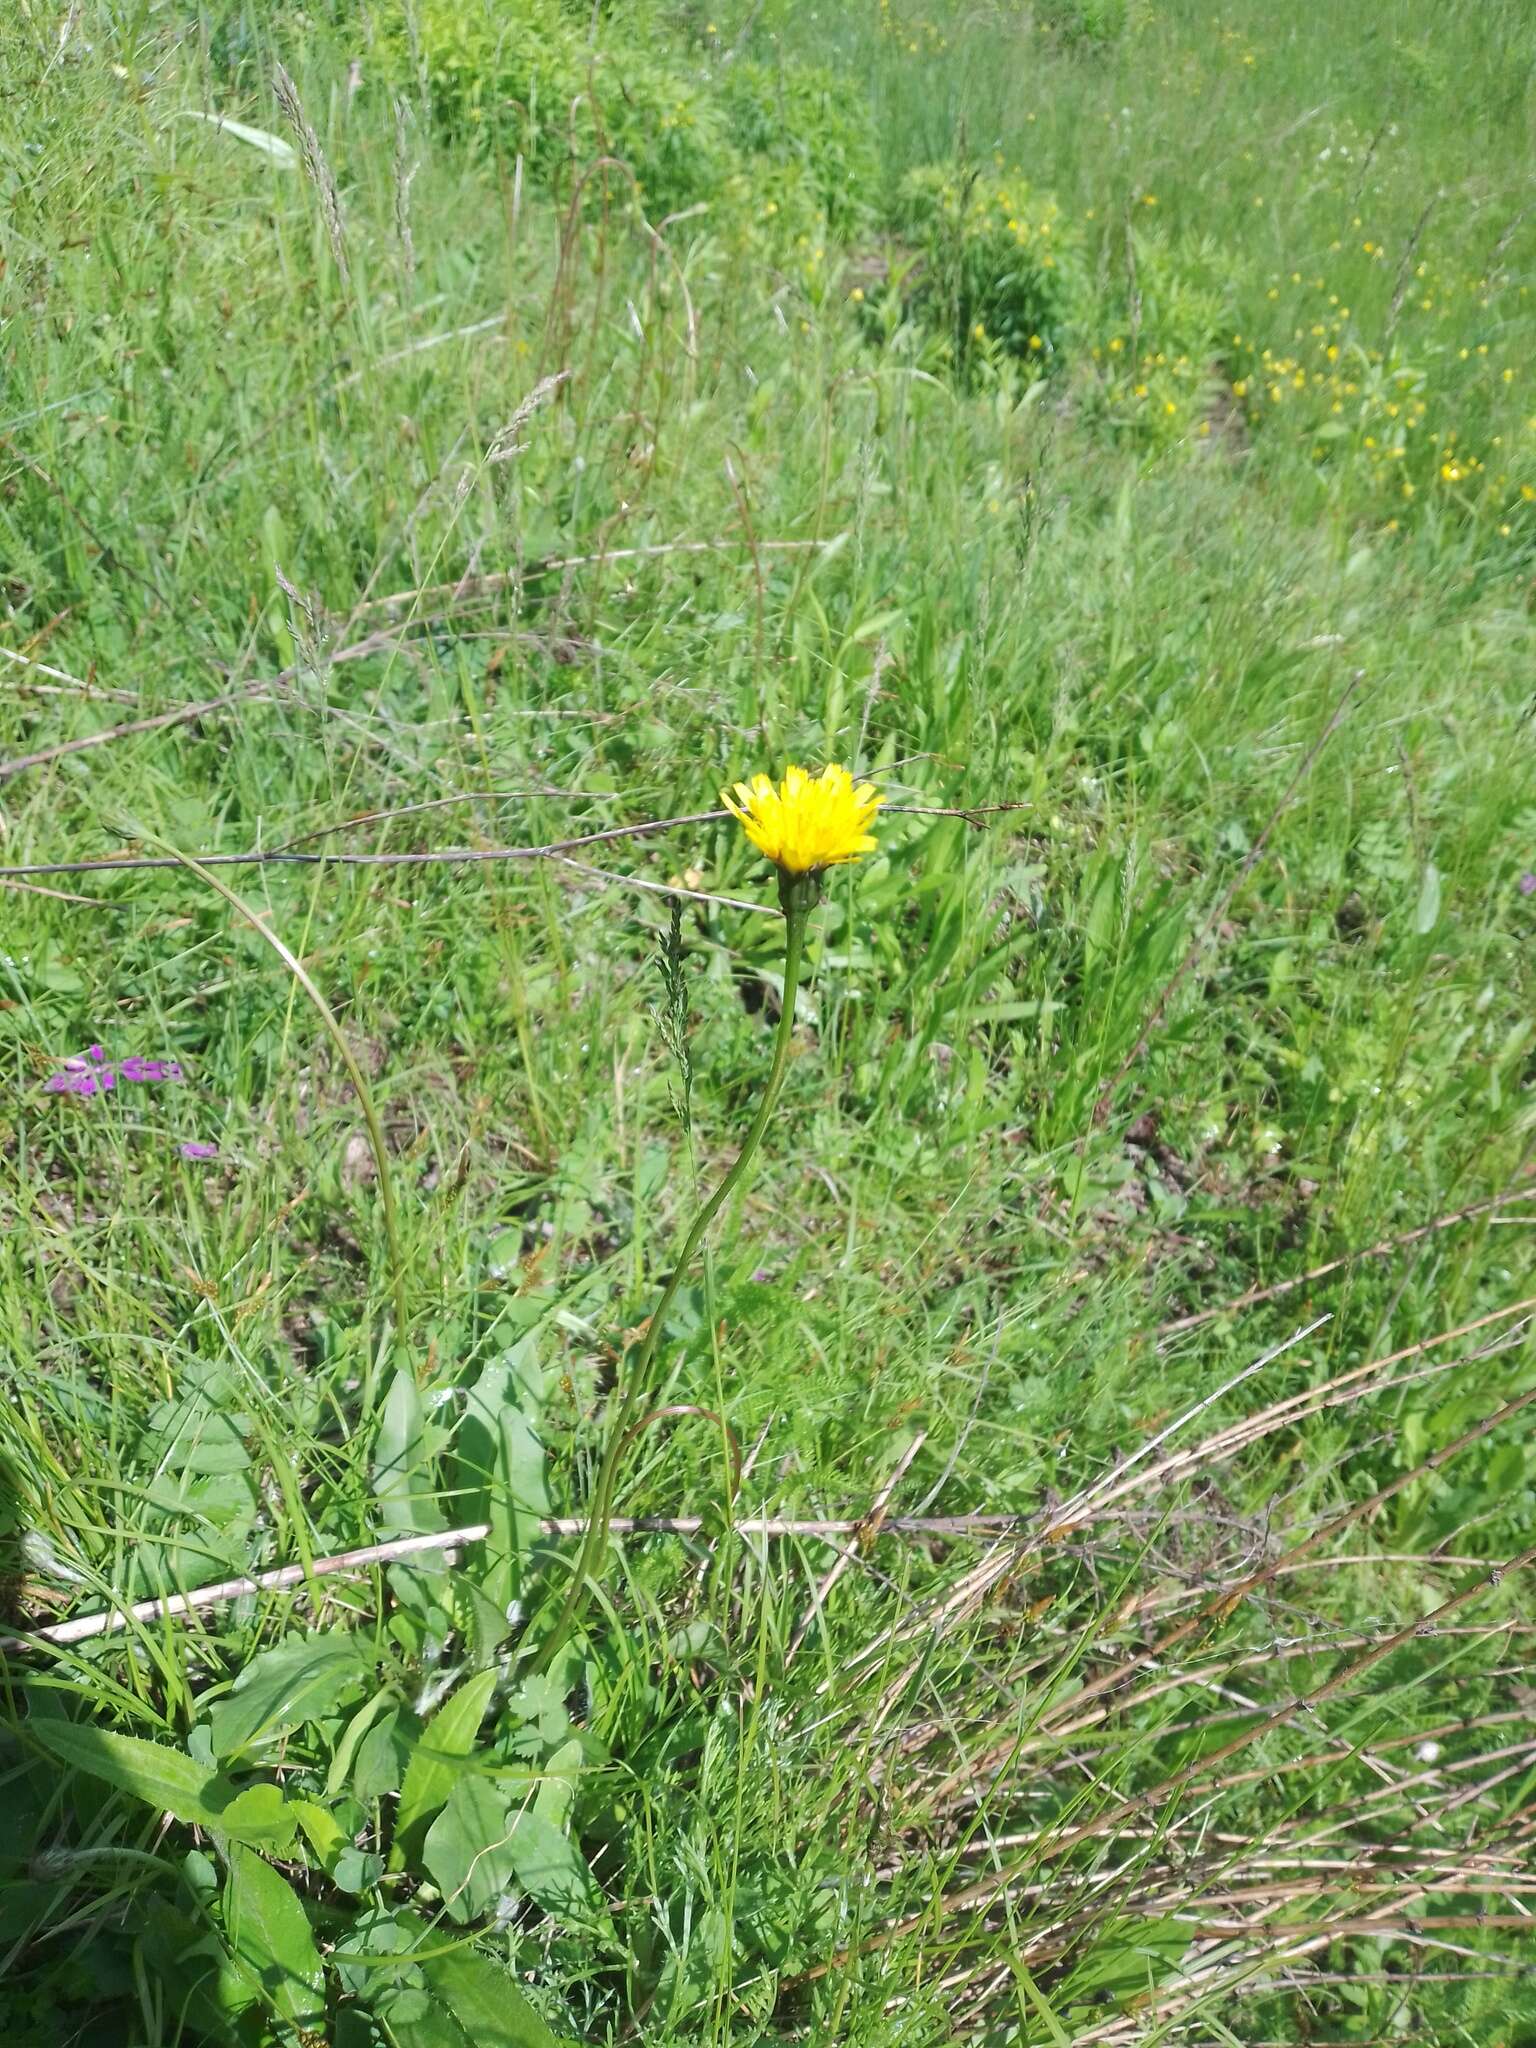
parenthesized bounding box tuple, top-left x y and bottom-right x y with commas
(2, 0, 1535, 2042)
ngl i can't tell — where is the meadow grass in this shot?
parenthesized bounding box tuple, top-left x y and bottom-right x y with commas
(1, 1, 1534, 2042)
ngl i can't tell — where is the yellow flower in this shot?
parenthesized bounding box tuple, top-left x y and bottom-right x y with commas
(723, 764, 881, 875)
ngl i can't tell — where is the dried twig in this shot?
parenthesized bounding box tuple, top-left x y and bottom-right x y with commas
(0, 642, 140, 705)
(1158, 1175, 1536, 1336)
(787, 1431, 928, 1663)
(0, 629, 402, 783)
(0, 812, 722, 878)
(358, 537, 831, 615)
(0, 1507, 1028, 1654)
(0, 803, 1006, 883)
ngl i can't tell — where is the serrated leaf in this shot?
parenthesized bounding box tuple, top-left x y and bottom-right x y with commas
(423, 1776, 516, 1922)
(422, 1948, 577, 2048)
(392, 1669, 497, 1870)
(26, 1718, 294, 1847)
(223, 1842, 325, 2026)
(208, 1631, 367, 1757)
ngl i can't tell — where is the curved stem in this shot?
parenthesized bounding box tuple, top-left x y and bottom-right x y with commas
(536, 880, 812, 1671)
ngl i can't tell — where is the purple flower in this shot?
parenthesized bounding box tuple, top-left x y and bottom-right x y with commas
(179, 1141, 219, 1161)
(43, 1072, 91, 1094)
(43, 1044, 185, 1094)
(1520, 873, 1536, 898)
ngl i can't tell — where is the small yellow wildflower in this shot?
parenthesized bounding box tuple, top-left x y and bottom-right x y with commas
(723, 765, 881, 876)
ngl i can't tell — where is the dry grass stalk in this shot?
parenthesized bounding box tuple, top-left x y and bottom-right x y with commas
(272, 61, 350, 284)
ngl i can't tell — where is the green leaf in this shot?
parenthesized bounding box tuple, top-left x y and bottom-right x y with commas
(208, 1631, 367, 1757)
(423, 1775, 517, 1922)
(291, 1796, 348, 1865)
(507, 1811, 612, 1938)
(372, 1988, 471, 2048)
(1414, 860, 1442, 935)
(532, 1736, 583, 1833)
(1081, 852, 1120, 969)
(218, 1782, 300, 1856)
(422, 1948, 577, 2048)
(1063, 1915, 1194, 2007)
(457, 1335, 550, 1632)
(223, 1841, 325, 2027)
(374, 1366, 447, 1537)
(28, 1718, 222, 1824)
(25, 1718, 294, 1848)
(139, 1898, 259, 2034)
(353, 1708, 408, 1806)
(392, 1668, 498, 1870)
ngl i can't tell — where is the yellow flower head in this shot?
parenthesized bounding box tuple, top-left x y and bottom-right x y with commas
(722, 763, 881, 876)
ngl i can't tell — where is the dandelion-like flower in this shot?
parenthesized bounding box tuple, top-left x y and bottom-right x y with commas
(722, 764, 881, 876)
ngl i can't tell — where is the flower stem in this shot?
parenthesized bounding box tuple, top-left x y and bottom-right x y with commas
(535, 877, 814, 1672)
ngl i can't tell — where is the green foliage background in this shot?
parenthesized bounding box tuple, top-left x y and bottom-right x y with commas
(1, 0, 1535, 2042)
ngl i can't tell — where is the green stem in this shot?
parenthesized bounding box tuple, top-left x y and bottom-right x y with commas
(536, 875, 814, 1671)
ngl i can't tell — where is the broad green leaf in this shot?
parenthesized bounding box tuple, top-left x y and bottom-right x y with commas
(1062, 1915, 1195, 2005)
(372, 1987, 471, 2047)
(507, 1811, 612, 1938)
(26, 1719, 293, 1847)
(423, 1775, 516, 1922)
(28, 1719, 222, 1825)
(327, 1689, 398, 1799)
(1081, 853, 1120, 970)
(218, 1782, 299, 1856)
(392, 1668, 497, 1870)
(208, 1631, 367, 1756)
(139, 1898, 258, 2032)
(374, 1367, 447, 1537)
(423, 1948, 577, 2048)
(223, 1842, 325, 2027)
(353, 1708, 408, 1806)
(291, 1796, 348, 1865)
(457, 1335, 549, 1632)
(532, 1736, 583, 1832)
